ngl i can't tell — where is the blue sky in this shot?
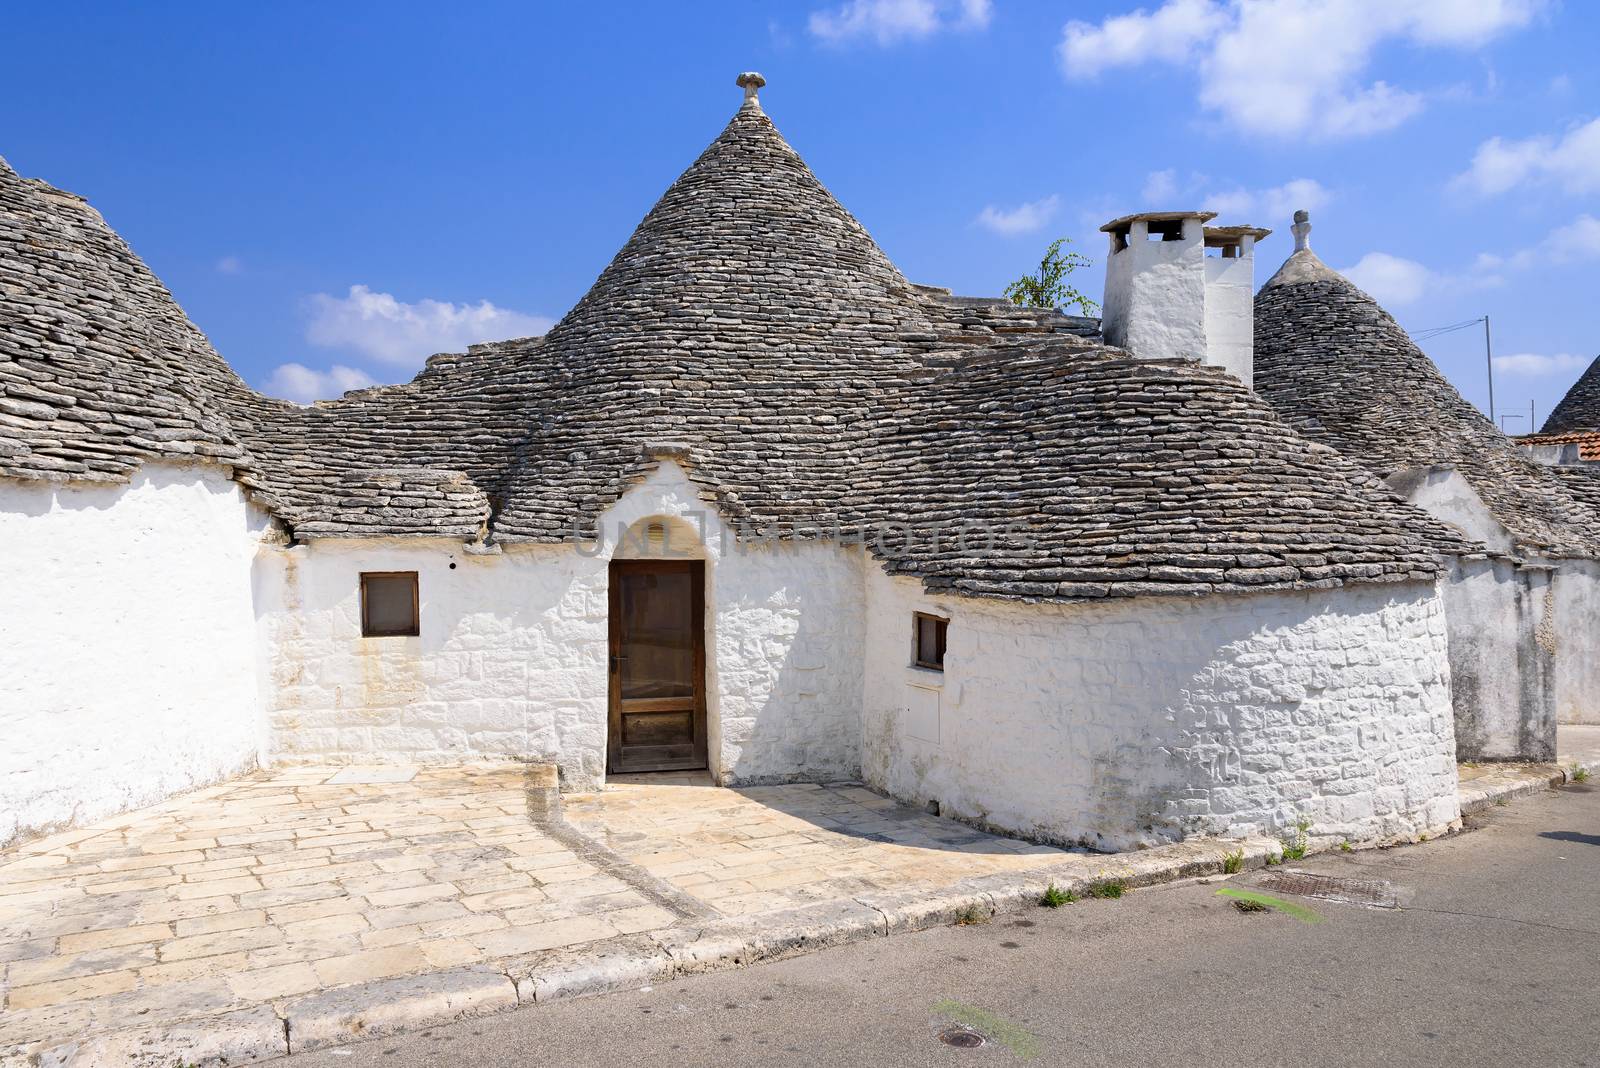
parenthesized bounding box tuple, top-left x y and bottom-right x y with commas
(3, 1, 1595, 428)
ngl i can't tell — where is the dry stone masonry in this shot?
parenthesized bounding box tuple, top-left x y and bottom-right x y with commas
(1254, 222, 1600, 745)
(7, 73, 1552, 853)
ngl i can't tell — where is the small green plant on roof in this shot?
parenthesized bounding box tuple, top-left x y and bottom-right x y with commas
(1221, 849, 1244, 875)
(1040, 883, 1076, 908)
(1003, 237, 1099, 316)
(1572, 764, 1591, 783)
(1086, 877, 1127, 899)
(1340, 840, 1353, 853)
(1281, 817, 1312, 861)
(955, 903, 991, 925)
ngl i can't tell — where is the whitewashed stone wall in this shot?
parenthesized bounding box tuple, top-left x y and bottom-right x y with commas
(261, 462, 865, 786)
(861, 568, 1460, 851)
(257, 538, 612, 786)
(0, 463, 268, 847)
(1101, 217, 1207, 364)
(1550, 558, 1600, 724)
(1439, 555, 1556, 760)
(1202, 246, 1256, 386)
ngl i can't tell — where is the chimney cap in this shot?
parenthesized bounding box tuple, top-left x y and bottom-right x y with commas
(1203, 224, 1272, 247)
(737, 71, 766, 101)
(1099, 209, 1216, 237)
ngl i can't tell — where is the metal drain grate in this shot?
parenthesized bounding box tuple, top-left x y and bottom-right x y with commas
(1253, 870, 1400, 909)
(939, 1027, 986, 1049)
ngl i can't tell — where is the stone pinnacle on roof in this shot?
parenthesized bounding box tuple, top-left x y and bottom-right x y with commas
(737, 71, 766, 107)
(1263, 209, 1342, 289)
(1292, 209, 1311, 251)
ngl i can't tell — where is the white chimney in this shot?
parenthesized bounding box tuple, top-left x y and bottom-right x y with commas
(1099, 211, 1270, 388)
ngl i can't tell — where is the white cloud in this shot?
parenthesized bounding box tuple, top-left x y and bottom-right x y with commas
(808, 0, 989, 45)
(1201, 177, 1330, 221)
(1060, 0, 1225, 77)
(1451, 117, 1600, 197)
(1137, 170, 1329, 223)
(975, 194, 1061, 236)
(1540, 214, 1600, 263)
(215, 255, 242, 275)
(1478, 214, 1600, 271)
(1341, 252, 1434, 305)
(264, 362, 377, 405)
(1492, 352, 1590, 377)
(305, 284, 552, 367)
(1058, 0, 1542, 139)
(1142, 169, 1180, 202)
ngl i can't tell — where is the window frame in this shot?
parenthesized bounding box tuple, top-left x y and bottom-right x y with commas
(360, 571, 420, 637)
(911, 611, 949, 672)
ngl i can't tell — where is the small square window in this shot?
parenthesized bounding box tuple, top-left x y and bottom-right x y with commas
(361, 572, 419, 637)
(913, 612, 948, 671)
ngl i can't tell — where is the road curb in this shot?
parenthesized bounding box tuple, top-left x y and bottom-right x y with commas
(282, 965, 517, 1054)
(1458, 765, 1571, 815)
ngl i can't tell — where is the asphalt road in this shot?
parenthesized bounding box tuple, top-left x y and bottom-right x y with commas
(280, 783, 1600, 1068)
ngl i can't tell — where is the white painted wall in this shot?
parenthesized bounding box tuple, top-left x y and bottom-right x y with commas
(1439, 555, 1556, 761)
(0, 463, 268, 847)
(1387, 466, 1517, 556)
(1549, 558, 1600, 725)
(1387, 465, 1566, 757)
(1203, 243, 1256, 387)
(1101, 217, 1207, 364)
(261, 462, 865, 787)
(861, 568, 1460, 851)
(1102, 218, 1257, 385)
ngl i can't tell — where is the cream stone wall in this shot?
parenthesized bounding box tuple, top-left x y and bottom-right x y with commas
(0, 463, 268, 847)
(260, 462, 865, 787)
(861, 568, 1460, 851)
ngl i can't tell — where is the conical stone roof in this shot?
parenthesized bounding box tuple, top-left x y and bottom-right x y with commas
(0, 155, 255, 483)
(1, 83, 1484, 598)
(1255, 247, 1600, 558)
(489, 93, 949, 540)
(1542, 354, 1600, 433)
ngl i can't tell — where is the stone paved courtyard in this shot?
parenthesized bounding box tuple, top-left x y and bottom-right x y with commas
(0, 764, 1060, 1052)
(564, 773, 1061, 917)
(3, 730, 1595, 1059)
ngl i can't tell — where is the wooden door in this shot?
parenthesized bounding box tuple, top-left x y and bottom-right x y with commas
(607, 560, 708, 773)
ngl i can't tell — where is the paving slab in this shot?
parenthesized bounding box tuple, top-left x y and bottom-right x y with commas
(4, 725, 1596, 1065)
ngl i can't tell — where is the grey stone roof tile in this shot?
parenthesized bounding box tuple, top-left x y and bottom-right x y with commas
(1, 101, 1475, 599)
(1542, 354, 1600, 434)
(1255, 249, 1600, 559)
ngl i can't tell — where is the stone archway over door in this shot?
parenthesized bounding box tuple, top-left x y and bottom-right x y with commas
(607, 559, 708, 773)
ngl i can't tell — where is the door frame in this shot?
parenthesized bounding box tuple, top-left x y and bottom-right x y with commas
(606, 559, 709, 774)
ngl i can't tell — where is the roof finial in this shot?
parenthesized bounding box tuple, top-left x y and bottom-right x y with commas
(737, 71, 766, 106)
(1292, 209, 1312, 252)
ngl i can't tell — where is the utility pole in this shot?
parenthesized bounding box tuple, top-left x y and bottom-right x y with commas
(1484, 315, 1496, 424)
